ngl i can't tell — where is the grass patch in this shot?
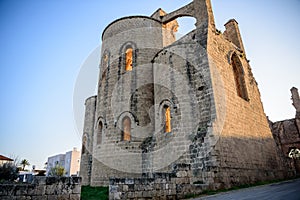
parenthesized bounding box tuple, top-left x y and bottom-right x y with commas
(81, 185, 108, 200)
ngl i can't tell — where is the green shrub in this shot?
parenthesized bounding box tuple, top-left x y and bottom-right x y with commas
(48, 165, 65, 177)
(0, 163, 19, 182)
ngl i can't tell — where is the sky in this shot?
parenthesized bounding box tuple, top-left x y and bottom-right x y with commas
(0, 0, 299, 169)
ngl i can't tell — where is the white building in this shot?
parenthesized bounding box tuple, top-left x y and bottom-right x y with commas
(65, 148, 81, 176)
(46, 148, 81, 176)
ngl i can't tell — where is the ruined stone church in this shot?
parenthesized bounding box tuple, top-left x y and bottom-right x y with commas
(80, 0, 295, 198)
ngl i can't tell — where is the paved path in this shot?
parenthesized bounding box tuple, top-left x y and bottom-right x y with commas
(193, 179, 300, 200)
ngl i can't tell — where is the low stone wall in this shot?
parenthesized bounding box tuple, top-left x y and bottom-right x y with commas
(0, 176, 81, 200)
(109, 165, 208, 200)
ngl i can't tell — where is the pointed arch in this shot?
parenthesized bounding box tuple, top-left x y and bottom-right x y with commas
(122, 116, 131, 141)
(82, 133, 88, 154)
(125, 48, 133, 71)
(231, 53, 248, 100)
(101, 49, 110, 69)
(164, 105, 171, 133)
(97, 121, 103, 144)
(119, 41, 137, 73)
(159, 99, 174, 133)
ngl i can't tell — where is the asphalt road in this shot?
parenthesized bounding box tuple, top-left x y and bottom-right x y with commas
(193, 179, 300, 200)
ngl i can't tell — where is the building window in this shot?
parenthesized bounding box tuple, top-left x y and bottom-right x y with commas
(164, 106, 171, 133)
(97, 121, 103, 144)
(122, 117, 131, 141)
(231, 54, 248, 100)
(125, 48, 133, 71)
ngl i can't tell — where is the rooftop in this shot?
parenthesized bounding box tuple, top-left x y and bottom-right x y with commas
(0, 155, 14, 161)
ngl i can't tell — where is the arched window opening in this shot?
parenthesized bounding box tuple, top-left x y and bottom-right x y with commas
(82, 135, 87, 154)
(97, 121, 103, 144)
(174, 17, 196, 41)
(164, 106, 171, 133)
(231, 54, 248, 100)
(122, 117, 131, 141)
(125, 48, 133, 71)
(103, 54, 109, 68)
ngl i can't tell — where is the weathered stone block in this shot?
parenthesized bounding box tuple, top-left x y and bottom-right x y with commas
(125, 178, 134, 185)
(176, 171, 187, 178)
(28, 185, 45, 196)
(0, 196, 16, 200)
(45, 185, 56, 195)
(47, 195, 58, 200)
(123, 185, 129, 192)
(71, 185, 81, 194)
(69, 194, 80, 200)
(15, 185, 28, 196)
(142, 191, 151, 198)
(0, 185, 10, 195)
(32, 196, 45, 200)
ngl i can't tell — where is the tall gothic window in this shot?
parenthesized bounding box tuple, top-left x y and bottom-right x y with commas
(97, 121, 103, 144)
(125, 48, 133, 71)
(82, 135, 87, 154)
(164, 106, 171, 133)
(103, 53, 109, 68)
(231, 54, 248, 100)
(122, 117, 131, 141)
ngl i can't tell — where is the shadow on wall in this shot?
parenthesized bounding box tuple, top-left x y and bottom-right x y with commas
(215, 136, 295, 188)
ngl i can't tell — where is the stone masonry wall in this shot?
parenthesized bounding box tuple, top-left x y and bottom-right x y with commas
(152, 28, 215, 183)
(207, 18, 293, 187)
(271, 118, 300, 174)
(91, 16, 164, 186)
(80, 96, 97, 186)
(271, 118, 300, 157)
(109, 164, 208, 200)
(0, 177, 81, 200)
(81, 0, 296, 193)
(270, 87, 300, 174)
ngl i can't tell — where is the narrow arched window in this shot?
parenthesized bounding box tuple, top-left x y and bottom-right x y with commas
(82, 135, 87, 154)
(231, 54, 248, 100)
(97, 121, 103, 144)
(164, 106, 171, 133)
(103, 54, 109, 68)
(122, 117, 131, 141)
(125, 48, 133, 71)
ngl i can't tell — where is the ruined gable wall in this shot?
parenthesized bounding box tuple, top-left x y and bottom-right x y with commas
(207, 21, 292, 187)
(270, 87, 300, 173)
(271, 118, 300, 157)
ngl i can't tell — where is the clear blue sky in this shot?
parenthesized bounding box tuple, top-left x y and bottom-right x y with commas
(0, 0, 299, 169)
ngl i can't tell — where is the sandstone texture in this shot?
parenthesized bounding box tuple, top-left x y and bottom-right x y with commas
(0, 177, 81, 200)
(79, 0, 295, 198)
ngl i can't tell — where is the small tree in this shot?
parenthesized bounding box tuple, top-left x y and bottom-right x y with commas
(20, 159, 30, 171)
(9, 154, 20, 167)
(48, 165, 65, 177)
(0, 163, 19, 182)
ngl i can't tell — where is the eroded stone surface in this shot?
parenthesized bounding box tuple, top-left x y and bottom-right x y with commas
(79, 0, 294, 198)
(0, 177, 81, 200)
